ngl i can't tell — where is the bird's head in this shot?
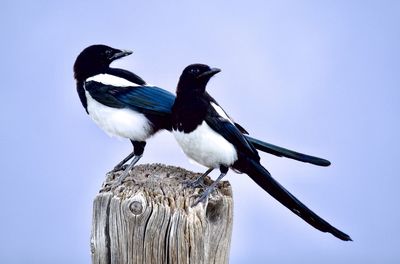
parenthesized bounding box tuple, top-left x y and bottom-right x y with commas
(73, 44, 132, 81)
(176, 64, 221, 94)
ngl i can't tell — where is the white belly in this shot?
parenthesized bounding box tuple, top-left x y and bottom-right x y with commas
(173, 121, 238, 168)
(85, 91, 153, 141)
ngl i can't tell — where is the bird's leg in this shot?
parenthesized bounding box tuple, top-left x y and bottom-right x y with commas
(111, 155, 143, 188)
(112, 151, 135, 171)
(192, 166, 228, 207)
(184, 168, 213, 188)
(109, 140, 138, 173)
(111, 141, 146, 188)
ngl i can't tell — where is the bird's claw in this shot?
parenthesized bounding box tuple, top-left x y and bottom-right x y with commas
(192, 193, 208, 207)
(110, 164, 128, 173)
(183, 178, 206, 189)
(191, 187, 216, 207)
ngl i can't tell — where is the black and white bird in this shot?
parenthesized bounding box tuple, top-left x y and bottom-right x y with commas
(171, 63, 352, 241)
(74, 44, 330, 186)
(73, 44, 175, 186)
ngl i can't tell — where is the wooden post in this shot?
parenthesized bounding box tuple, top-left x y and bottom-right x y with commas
(91, 163, 233, 264)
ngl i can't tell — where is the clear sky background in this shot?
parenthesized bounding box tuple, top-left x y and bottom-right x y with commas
(1, 0, 399, 263)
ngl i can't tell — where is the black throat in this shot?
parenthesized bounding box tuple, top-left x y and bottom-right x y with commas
(171, 89, 210, 133)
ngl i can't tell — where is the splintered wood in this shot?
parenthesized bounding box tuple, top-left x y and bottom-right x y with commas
(91, 163, 233, 264)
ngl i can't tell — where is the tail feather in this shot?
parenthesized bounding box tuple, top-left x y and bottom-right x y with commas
(244, 135, 331, 167)
(239, 158, 351, 241)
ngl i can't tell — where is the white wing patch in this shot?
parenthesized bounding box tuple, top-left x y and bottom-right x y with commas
(85, 91, 153, 141)
(211, 102, 234, 124)
(173, 121, 238, 168)
(87, 73, 140, 87)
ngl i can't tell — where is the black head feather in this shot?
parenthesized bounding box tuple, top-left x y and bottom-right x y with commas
(73, 44, 132, 81)
(176, 64, 221, 94)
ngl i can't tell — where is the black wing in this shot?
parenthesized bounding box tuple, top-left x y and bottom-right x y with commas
(85, 81, 175, 116)
(204, 92, 249, 134)
(205, 105, 260, 161)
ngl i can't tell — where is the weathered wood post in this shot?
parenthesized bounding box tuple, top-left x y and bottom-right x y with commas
(91, 163, 233, 264)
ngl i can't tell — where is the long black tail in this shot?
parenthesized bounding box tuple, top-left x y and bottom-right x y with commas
(244, 135, 331, 167)
(238, 157, 351, 241)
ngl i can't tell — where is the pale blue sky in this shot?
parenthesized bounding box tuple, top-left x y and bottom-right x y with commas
(1, 1, 399, 263)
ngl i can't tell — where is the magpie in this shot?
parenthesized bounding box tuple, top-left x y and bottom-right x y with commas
(73, 44, 175, 186)
(73, 44, 329, 186)
(171, 63, 352, 241)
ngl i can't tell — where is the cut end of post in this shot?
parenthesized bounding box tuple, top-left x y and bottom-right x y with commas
(91, 163, 233, 264)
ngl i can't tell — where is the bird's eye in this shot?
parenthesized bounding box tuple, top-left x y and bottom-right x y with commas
(190, 68, 200, 74)
(105, 50, 112, 56)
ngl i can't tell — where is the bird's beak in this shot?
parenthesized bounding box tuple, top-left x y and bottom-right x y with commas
(197, 68, 221, 79)
(110, 49, 133, 60)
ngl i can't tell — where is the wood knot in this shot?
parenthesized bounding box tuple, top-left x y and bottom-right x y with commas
(129, 201, 144, 215)
(206, 198, 224, 223)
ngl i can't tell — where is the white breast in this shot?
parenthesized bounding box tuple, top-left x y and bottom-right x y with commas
(85, 91, 153, 141)
(173, 121, 238, 169)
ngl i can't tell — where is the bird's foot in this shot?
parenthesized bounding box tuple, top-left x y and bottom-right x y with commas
(191, 186, 217, 207)
(111, 152, 135, 172)
(110, 169, 130, 189)
(102, 168, 130, 192)
(183, 177, 206, 189)
(184, 168, 213, 189)
(108, 164, 128, 175)
(102, 155, 141, 192)
(191, 171, 226, 207)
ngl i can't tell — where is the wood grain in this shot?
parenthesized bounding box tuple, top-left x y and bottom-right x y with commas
(91, 163, 233, 264)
